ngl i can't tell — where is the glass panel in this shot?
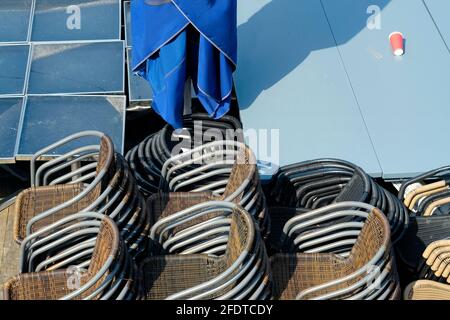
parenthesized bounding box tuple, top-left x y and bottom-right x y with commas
(28, 41, 124, 94)
(0, 97, 23, 161)
(124, 1, 132, 47)
(127, 49, 153, 102)
(18, 95, 125, 157)
(0, 0, 32, 42)
(0, 45, 29, 95)
(31, 0, 121, 41)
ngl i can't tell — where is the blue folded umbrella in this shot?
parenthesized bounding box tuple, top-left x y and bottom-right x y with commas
(131, 0, 237, 129)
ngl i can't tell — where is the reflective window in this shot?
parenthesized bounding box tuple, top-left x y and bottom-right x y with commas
(31, 0, 121, 41)
(124, 1, 132, 48)
(0, 45, 30, 95)
(127, 49, 153, 103)
(0, 0, 32, 42)
(0, 97, 24, 162)
(28, 41, 124, 94)
(17, 95, 125, 157)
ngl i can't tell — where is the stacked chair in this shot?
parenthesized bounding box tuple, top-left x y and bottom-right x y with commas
(270, 202, 400, 300)
(397, 166, 450, 273)
(157, 140, 269, 237)
(13, 131, 150, 264)
(269, 159, 408, 243)
(273, 202, 380, 256)
(415, 240, 450, 284)
(125, 113, 243, 197)
(140, 201, 271, 300)
(4, 213, 139, 300)
(7, 124, 447, 300)
(403, 280, 450, 300)
(128, 130, 271, 299)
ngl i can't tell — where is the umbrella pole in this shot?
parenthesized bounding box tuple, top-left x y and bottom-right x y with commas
(183, 78, 192, 116)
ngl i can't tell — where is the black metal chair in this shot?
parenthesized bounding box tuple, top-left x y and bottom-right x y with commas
(397, 166, 450, 273)
(126, 113, 243, 197)
(269, 159, 408, 243)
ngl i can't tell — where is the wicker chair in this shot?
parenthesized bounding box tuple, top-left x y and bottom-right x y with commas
(271, 159, 370, 207)
(126, 113, 242, 197)
(13, 132, 150, 263)
(147, 142, 270, 241)
(160, 141, 270, 235)
(399, 166, 450, 216)
(395, 216, 450, 273)
(404, 280, 450, 300)
(269, 159, 408, 243)
(4, 213, 139, 300)
(14, 131, 115, 243)
(397, 166, 450, 272)
(149, 200, 232, 255)
(270, 205, 399, 300)
(140, 202, 271, 300)
(415, 240, 450, 283)
(270, 202, 376, 256)
(398, 166, 450, 204)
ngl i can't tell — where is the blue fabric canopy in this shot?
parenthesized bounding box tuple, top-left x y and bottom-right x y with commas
(131, 0, 237, 128)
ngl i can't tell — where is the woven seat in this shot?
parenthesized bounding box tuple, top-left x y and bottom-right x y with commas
(404, 280, 450, 300)
(14, 132, 115, 243)
(140, 202, 271, 300)
(414, 240, 450, 283)
(4, 213, 139, 300)
(15, 184, 88, 242)
(270, 206, 399, 300)
(159, 141, 268, 235)
(396, 216, 450, 272)
(398, 165, 450, 214)
(13, 132, 150, 263)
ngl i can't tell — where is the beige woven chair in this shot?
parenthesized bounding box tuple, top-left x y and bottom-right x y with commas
(399, 166, 450, 216)
(403, 180, 449, 208)
(416, 240, 450, 282)
(404, 280, 450, 300)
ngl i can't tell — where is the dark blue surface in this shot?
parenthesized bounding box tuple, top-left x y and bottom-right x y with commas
(18, 96, 125, 157)
(127, 48, 153, 103)
(28, 41, 124, 94)
(31, 0, 121, 41)
(0, 0, 32, 42)
(0, 97, 24, 162)
(0, 45, 30, 95)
